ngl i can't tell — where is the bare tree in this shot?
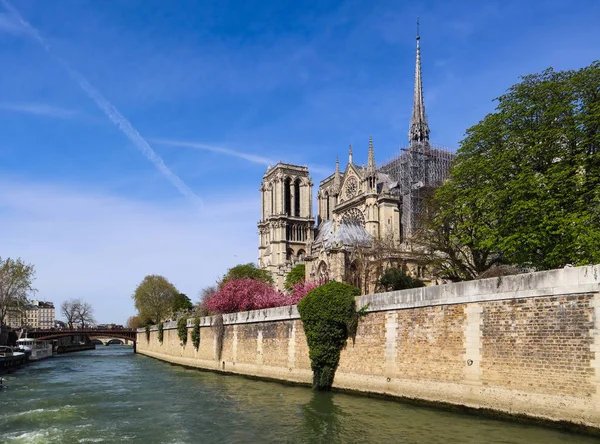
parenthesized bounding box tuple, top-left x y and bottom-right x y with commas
(0, 257, 36, 327)
(195, 285, 216, 317)
(61, 298, 81, 329)
(76, 302, 95, 328)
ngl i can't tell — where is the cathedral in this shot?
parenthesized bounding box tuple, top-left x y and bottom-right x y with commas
(258, 30, 454, 292)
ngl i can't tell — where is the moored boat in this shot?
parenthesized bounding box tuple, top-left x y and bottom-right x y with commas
(16, 338, 53, 361)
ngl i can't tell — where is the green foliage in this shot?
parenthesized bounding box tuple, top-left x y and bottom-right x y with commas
(177, 317, 188, 346)
(0, 257, 36, 327)
(378, 268, 425, 292)
(191, 317, 200, 350)
(157, 323, 164, 344)
(297, 282, 362, 390)
(172, 293, 193, 313)
(145, 325, 151, 342)
(423, 61, 600, 277)
(220, 263, 273, 287)
(284, 264, 305, 291)
(132, 275, 179, 324)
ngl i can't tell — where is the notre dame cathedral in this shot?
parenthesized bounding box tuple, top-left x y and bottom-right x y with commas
(258, 30, 455, 292)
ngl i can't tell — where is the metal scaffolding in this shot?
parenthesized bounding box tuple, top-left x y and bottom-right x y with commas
(379, 141, 455, 239)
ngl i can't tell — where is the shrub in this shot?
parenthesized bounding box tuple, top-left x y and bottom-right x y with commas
(378, 268, 425, 291)
(284, 264, 306, 291)
(157, 323, 164, 344)
(177, 317, 188, 346)
(191, 317, 200, 350)
(145, 325, 151, 342)
(205, 278, 286, 314)
(213, 314, 225, 361)
(297, 282, 362, 390)
(220, 263, 273, 287)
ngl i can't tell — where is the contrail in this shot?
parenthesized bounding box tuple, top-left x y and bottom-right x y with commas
(152, 139, 276, 166)
(1, 0, 202, 207)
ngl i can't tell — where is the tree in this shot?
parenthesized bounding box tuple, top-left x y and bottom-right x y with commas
(378, 268, 425, 291)
(421, 61, 600, 275)
(195, 286, 216, 317)
(75, 301, 94, 328)
(220, 263, 273, 287)
(126, 315, 144, 329)
(132, 275, 178, 324)
(0, 257, 36, 328)
(284, 264, 305, 291)
(172, 293, 193, 313)
(205, 278, 289, 314)
(61, 299, 81, 329)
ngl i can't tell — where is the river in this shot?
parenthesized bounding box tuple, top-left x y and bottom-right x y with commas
(0, 346, 596, 443)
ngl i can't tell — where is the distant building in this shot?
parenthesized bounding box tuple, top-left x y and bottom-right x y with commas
(33, 301, 55, 330)
(6, 300, 55, 329)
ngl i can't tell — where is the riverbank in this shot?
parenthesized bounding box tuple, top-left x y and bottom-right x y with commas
(137, 265, 600, 434)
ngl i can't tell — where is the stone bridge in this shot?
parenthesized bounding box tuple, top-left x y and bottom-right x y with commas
(27, 328, 137, 345)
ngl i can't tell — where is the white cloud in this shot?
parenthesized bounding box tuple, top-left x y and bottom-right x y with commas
(0, 180, 259, 325)
(0, 102, 80, 119)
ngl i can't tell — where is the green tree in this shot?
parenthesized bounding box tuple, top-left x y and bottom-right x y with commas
(220, 263, 273, 287)
(0, 257, 36, 328)
(172, 293, 193, 313)
(423, 61, 600, 276)
(132, 275, 178, 324)
(284, 264, 305, 291)
(378, 268, 425, 291)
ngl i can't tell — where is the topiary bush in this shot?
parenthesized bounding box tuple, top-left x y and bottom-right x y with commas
(157, 323, 164, 344)
(145, 325, 151, 342)
(191, 317, 200, 350)
(297, 282, 362, 391)
(177, 317, 188, 346)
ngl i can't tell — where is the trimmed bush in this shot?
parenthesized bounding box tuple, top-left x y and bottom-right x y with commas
(297, 282, 362, 390)
(191, 317, 200, 350)
(177, 317, 188, 346)
(157, 323, 164, 344)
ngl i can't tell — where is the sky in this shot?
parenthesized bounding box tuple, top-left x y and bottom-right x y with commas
(1, 0, 599, 325)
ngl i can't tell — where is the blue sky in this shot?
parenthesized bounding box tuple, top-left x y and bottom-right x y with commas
(1, 0, 598, 324)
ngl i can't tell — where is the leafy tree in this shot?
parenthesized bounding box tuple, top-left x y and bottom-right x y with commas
(284, 264, 305, 291)
(132, 275, 178, 324)
(172, 293, 193, 313)
(297, 282, 362, 390)
(205, 278, 288, 314)
(378, 268, 425, 291)
(422, 61, 600, 276)
(220, 263, 273, 287)
(126, 315, 145, 329)
(0, 257, 36, 328)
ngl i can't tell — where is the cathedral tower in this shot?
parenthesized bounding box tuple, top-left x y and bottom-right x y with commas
(258, 163, 315, 290)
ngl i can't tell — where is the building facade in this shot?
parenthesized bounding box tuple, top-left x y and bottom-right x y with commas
(258, 30, 454, 292)
(5, 300, 55, 329)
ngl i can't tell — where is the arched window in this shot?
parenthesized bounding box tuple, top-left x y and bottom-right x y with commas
(325, 191, 330, 220)
(297, 249, 306, 261)
(284, 177, 291, 215)
(294, 179, 301, 216)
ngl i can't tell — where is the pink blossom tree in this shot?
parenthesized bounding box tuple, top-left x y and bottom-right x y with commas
(288, 281, 320, 305)
(205, 278, 286, 314)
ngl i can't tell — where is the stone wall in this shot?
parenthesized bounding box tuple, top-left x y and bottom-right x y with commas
(137, 265, 600, 429)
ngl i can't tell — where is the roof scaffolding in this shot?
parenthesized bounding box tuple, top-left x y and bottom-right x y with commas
(379, 141, 455, 238)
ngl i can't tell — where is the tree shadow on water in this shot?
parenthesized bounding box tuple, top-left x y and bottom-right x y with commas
(298, 391, 364, 444)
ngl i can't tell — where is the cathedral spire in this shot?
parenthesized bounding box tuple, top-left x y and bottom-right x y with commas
(409, 17, 430, 145)
(348, 144, 353, 165)
(367, 135, 376, 173)
(333, 156, 341, 195)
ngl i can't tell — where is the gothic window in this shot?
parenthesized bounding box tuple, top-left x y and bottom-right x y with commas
(284, 177, 291, 215)
(325, 191, 330, 220)
(341, 208, 365, 227)
(294, 179, 301, 217)
(297, 249, 305, 261)
(344, 177, 358, 199)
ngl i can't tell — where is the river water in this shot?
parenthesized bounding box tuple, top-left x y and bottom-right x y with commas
(0, 346, 596, 443)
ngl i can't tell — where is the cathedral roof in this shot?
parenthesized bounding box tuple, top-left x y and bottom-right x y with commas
(313, 220, 372, 249)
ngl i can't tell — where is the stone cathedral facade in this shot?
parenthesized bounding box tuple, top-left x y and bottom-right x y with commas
(258, 30, 453, 292)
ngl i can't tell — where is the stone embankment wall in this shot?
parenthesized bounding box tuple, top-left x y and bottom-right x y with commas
(137, 265, 600, 429)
